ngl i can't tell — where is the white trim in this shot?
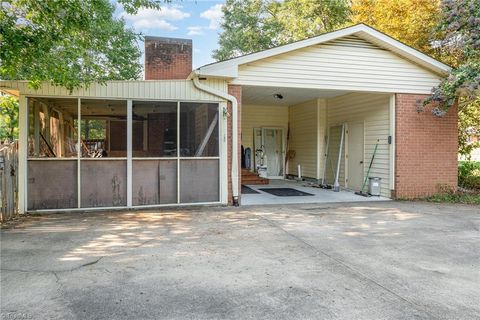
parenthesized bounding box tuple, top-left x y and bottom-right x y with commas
(77, 98, 81, 208)
(18, 96, 28, 214)
(176, 101, 181, 204)
(219, 101, 228, 204)
(26, 202, 223, 213)
(389, 94, 396, 192)
(195, 24, 450, 78)
(127, 99, 133, 207)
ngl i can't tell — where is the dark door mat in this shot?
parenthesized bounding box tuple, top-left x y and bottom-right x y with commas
(242, 185, 260, 194)
(259, 188, 314, 197)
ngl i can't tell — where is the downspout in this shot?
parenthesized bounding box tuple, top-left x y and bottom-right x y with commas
(192, 75, 240, 206)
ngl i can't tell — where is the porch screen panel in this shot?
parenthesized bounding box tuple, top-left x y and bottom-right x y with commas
(132, 160, 177, 205)
(180, 159, 219, 203)
(180, 103, 219, 157)
(80, 99, 127, 158)
(80, 160, 127, 207)
(27, 97, 79, 210)
(28, 160, 78, 210)
(132, 101, 177, 157)
(80, 99, 127, 208)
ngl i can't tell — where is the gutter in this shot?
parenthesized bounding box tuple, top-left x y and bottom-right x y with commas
(191, 74, 240, 206)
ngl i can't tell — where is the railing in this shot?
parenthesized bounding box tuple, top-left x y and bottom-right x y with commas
(1, 141, 18, 222)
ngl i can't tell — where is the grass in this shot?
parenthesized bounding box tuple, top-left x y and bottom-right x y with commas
(424, 192, 480, 205)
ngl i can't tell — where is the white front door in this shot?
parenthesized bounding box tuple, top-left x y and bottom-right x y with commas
(347, 122, 364, 191)
(253, 128, 285, 178)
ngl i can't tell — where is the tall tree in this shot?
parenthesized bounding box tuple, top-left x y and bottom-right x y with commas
(350, 0, 441, 56)
(213, 0, 350, 61)
(0, 0, 164, 91)
(213, 0, 282, 61)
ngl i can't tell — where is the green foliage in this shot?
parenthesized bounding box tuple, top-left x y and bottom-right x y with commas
(458, 98, 480, 157)
(0, 0, 163, 91)
(458, 161, 480, 190)
(213, 0, 350, 61)
(424, 193, 480, 205)
(213, 0, 282, 61)
(0, 95, 19, 141)
(424, 0, 480, 114)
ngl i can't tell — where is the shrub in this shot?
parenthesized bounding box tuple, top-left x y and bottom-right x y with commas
(458, 161, 480, 190)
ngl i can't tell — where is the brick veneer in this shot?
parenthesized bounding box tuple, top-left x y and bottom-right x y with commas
(227, 85, 242, 205)
(395, 93, 458, 198)
(144, 37, 192, 80)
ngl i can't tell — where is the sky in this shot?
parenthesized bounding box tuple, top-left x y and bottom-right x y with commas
(115, 0, 226, 69)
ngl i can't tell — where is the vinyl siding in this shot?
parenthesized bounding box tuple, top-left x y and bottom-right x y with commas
(241, 104, 289, 152)
(233, 36, 441, 94)
(288, 100, 319, 179)
(326, 93, 391, 197)
(0, 79, 228, 102)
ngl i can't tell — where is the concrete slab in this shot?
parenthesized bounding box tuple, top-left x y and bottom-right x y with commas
(242, 179, 390, 205)
(1, 201, 479, 320)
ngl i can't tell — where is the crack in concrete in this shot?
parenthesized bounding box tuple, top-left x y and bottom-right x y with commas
(1, 256, 104, 274)
(255, 212, 440, 320)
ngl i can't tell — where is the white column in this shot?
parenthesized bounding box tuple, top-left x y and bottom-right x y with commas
(389, 94, 396, 191)
(127, 100, 133, 207)
(18, 95, 28, 214)
(176, 101, 180, 204)
(77, 98, 81, 208)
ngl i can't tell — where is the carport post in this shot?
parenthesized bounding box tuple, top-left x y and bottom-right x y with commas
(333, 123, 345, 192)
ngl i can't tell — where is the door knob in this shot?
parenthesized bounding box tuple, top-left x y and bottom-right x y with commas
(360, 161, 364, 164)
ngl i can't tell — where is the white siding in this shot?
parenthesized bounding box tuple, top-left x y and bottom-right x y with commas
(288, 100, 318, 178)
(0, 79, 227, 102)
(326, 93, 391, 197)
(233, 36, 441, 94)
(242, 104, 289, 151)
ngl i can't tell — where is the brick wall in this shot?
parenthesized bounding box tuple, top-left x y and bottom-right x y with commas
(144, 37, 192, 80)
(395, 93, 458, 198)
(227, 85, 242, 205)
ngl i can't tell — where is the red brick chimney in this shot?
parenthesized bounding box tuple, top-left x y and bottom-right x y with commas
(144, 36, 192, 80)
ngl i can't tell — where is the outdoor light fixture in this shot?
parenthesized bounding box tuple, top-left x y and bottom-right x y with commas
(273, 93, 283, 100)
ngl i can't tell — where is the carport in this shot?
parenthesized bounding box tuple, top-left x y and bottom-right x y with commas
(241, 179, 390, 205)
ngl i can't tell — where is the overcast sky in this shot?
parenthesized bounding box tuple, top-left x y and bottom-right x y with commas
(115, 0, 226, 69)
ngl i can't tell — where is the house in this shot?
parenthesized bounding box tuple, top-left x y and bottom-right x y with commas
(0, 24, 457, 213)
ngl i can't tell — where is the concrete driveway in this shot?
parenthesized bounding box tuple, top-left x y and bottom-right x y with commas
(1, 202, 479, 320)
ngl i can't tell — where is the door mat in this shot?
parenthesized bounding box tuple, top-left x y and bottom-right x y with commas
(259, 188, 314, 197)
(242, 185, 260, 194)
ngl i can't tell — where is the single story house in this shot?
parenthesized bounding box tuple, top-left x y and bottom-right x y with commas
(0, 24, 457, 213)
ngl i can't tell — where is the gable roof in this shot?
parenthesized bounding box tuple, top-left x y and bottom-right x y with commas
(192, 24, 451, 79)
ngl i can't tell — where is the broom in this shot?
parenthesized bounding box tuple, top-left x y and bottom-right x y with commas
(355, 139, 379, 197)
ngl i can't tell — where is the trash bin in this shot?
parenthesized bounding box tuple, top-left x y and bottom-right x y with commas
(368, 177, 381, 196)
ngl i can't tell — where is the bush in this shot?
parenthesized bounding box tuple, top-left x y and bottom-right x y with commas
(458, 161, 480, 190)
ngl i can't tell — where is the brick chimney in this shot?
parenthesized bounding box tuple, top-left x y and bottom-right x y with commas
(144, 36, 192, 80)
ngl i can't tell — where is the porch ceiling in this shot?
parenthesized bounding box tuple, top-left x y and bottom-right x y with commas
(242, 85, 349, 106)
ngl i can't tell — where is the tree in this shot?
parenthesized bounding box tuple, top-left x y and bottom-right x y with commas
(0, 0, 164, 91)
(213, 0, 350, 61)
(424, 0, 480, 114)
(0, 95, 19, 141)
(213, 0, 282, 61)
(350, 0, 441, 57)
